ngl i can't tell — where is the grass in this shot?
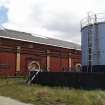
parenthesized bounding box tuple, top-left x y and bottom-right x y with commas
(0, 78, 105, 105)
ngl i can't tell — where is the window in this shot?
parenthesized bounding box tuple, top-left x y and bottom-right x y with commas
(28, 61, 40, 71)
(75, 63, 81, 71)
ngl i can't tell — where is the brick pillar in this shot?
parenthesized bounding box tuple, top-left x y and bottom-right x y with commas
(16, 46, 21, 72)
(47, 50, 50, 72)
(69, 52, 72, 71)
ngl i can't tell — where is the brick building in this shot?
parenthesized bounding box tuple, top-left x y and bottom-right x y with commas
(0, 29, 81, 76)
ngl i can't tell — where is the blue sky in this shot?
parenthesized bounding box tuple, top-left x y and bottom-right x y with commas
(0, 6, 8, 24)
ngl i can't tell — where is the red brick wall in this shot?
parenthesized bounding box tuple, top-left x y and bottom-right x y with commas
(20, 47, 47, 75)
(70, 53, 81, 71)
(50, 56, 61, 72)
(0, 52, 16, 76)
(61, 57, 69, 72)
(0, 38, 81, 76)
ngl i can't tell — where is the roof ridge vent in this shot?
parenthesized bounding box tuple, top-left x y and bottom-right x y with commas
(31, 33, 49, 39)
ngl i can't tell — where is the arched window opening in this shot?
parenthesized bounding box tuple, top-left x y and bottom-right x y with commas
(75, 63, 81, 71)
(28, 61, 40, 71)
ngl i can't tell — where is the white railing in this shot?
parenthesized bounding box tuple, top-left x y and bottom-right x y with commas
(80, 13, 105, 28)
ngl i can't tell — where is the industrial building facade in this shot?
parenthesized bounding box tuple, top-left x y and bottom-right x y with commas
(0, 29, 81, 76)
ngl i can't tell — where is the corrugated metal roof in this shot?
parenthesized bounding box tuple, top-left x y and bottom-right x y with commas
(0, 29, 81, 50)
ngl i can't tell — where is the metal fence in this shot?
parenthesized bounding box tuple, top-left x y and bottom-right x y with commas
(29, 71, 105, 89)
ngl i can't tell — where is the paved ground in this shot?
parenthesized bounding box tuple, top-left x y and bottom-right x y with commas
(0, 96, 32, 105)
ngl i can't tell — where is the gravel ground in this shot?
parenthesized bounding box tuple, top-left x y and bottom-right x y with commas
(0, 96, 32, 105)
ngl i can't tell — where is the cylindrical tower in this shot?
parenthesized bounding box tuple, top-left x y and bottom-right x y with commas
(81, 13, 105, 72)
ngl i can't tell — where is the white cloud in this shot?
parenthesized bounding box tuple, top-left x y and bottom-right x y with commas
(0, 0, 8, 7)
(0, 0, 105, 44)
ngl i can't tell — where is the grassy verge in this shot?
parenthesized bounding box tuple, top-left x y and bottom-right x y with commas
(0, 78, 105, 105)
